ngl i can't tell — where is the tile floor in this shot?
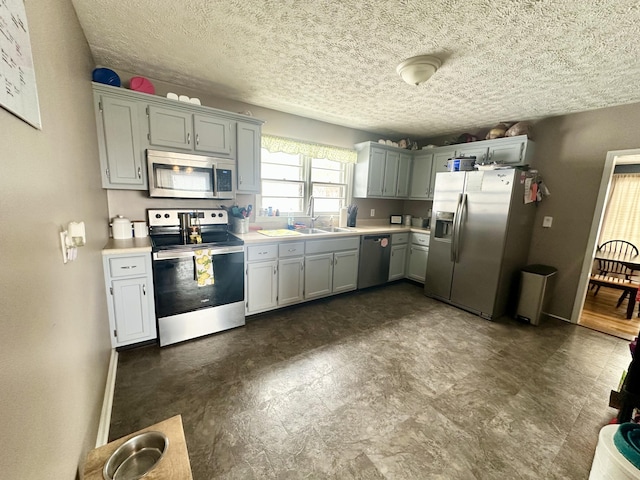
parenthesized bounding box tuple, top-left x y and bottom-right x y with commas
(110, 282, 631, 479)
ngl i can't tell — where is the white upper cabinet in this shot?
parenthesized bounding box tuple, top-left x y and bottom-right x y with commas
(354, 142, 412, 199)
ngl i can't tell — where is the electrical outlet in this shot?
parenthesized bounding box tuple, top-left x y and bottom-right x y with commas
(370, 209, 375, 217)
(542, 216, 553, 228)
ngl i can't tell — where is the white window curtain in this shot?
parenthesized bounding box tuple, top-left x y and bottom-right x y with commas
(599, 173, 640, 248)
(261, 135, 357, 164)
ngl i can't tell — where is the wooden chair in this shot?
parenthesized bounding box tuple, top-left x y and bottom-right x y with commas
(589, 240, 639, 319)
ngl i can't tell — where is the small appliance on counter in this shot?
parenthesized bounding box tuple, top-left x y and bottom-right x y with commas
(390, 215, 402, 225)
(412, 217, 425, 228)
(404, 214, 412, 226)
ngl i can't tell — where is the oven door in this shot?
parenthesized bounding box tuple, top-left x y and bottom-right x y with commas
(152, 246, 244, 318)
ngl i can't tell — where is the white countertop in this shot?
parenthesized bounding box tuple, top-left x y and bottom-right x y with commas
(101, 226, 431, 251)
(234, 225, 431, 245)
(102, 237, 152, 254)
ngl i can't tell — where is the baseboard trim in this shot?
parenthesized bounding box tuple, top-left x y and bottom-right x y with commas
(545, 312, 573, 324)
(96, 348, 118, 447)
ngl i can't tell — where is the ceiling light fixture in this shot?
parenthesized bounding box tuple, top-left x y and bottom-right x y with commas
(396, 55, 441, 86)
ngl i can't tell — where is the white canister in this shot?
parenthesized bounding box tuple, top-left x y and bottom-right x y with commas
(133, 221, 148, 238)
(111, 215, 133, 239)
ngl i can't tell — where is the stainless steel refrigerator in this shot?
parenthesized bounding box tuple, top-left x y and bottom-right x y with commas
(424, 169, 536, 319)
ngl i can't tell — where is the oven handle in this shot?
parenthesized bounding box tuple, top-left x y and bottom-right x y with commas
(153, 245, 243, 260)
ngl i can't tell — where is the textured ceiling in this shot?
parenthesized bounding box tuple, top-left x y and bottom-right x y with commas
(71, 0, 640, 138)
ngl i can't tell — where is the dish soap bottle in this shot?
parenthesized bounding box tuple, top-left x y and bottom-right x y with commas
(287, 211, 294, 230)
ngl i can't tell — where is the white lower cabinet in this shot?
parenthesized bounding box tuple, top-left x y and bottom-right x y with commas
(103, 253, 157, 348)
(304, 237, 360, 300)
(246, 242, 306, 314)
(304, 253, 333, 299)
(389, 233, 409, 281)
(406, 232, 431, 283)
(278, 256, 305, 306)
(246, 260, 278, 314)
(332, 250, 359, 293)
(245, 244, 278, 314)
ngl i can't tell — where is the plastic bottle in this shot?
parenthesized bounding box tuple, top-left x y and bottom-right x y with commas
(287, 211, 294, 230)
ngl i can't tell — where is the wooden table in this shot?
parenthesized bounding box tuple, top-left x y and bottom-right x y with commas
(592, 251, 640, 319)
(83, 415, 193, 480)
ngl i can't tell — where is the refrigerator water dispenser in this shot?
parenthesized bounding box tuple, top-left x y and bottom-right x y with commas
(434, 211, 454, 241)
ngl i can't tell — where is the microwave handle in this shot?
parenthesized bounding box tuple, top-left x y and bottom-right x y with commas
(212, 164, 217, 197)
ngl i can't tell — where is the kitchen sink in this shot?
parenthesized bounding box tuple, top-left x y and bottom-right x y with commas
(296, 228, 328, 235)
(321, 227, 355, 233)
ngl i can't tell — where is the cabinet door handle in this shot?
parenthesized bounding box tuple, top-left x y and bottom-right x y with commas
(273, 266, 277, 275)
(301, 263, 304, 271)
(187, 133, 191, 144)
(142, 284, 146, 295)
(334, 257, 338, 265)
(137, 167, 141, 179)
(196, 134, 200, 146)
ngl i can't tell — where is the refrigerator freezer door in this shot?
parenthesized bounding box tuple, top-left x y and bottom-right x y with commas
(424, 172, 466, 300)
(448, 170, 516, 316)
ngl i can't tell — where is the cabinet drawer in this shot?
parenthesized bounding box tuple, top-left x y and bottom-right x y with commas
(247, 244, 278, 261)
(305, 236, 360, 254)
(392, 233, 409, 245)
(278, 241, 305, 258)
(108, 255, 147, 277)
(411, 232, 430, 246)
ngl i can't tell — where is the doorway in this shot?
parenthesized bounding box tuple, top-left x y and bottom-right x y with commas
(574, 149, 640, 339)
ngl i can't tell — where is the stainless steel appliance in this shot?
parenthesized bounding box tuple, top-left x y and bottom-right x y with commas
(424, 169, 536, 319)
(147, 149, 235, 199)
(358, 234, 391, 289)
(148, 208, 244, 346)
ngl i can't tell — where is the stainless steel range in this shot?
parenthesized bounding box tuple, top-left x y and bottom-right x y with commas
(148, 208, 245, 346)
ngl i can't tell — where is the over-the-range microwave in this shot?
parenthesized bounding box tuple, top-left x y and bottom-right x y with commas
(146, 149, 235, 200)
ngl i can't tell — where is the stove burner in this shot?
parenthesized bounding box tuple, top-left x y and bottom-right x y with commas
(147, 208, 244, 251)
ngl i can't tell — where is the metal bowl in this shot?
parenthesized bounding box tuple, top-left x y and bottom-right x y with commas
(103, 431, 169, 480)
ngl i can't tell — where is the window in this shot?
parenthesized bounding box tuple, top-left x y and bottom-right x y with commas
(260, 149, 349, 215)
(599, 173, 640, 247)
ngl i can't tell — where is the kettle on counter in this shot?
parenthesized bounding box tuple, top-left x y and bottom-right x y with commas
(111, 215, 133, 239)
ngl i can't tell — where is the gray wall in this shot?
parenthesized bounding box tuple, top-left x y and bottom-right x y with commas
(527, 102, 640, 320)
(0, 1, 111, 478)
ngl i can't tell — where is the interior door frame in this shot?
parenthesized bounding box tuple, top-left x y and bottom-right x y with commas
(571, 148, 640, 323)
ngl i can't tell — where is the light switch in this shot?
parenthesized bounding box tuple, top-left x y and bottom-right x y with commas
(542, 216, 553, 228)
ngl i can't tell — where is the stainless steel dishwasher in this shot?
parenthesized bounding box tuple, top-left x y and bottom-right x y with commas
(357, 234, 391, 289)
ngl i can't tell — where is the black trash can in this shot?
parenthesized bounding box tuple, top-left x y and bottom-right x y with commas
(516, 265, 557, 325)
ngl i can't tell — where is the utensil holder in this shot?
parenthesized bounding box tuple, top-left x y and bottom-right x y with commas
(232, 218, 249, 234)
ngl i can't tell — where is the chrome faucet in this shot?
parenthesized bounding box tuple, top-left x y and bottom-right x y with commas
(306, 195, 320, 229)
